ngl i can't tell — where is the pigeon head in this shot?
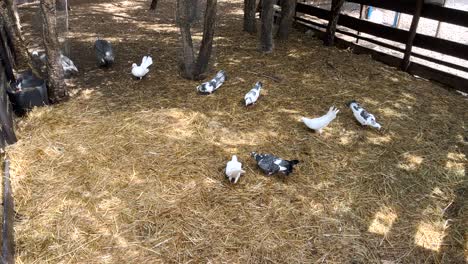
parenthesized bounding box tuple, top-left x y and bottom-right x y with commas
(132, 63, 137, 68)
(245, 98, 252, 106)
(346, 100, 358, 107)
(197, 84, 209, 93)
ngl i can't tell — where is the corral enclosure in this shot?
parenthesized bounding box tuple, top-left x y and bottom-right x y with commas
(2, 0, 467, 263)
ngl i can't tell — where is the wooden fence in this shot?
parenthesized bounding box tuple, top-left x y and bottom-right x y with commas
(290, 0, 468, 92)
(0, 17, 17, 150)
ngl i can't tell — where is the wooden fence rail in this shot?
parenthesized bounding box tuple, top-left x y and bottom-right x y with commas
(292, 1, 468, 92)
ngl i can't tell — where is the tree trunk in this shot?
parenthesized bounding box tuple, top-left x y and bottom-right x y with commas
(176, 0, 217, 80)
(256, 0, 262, 13)
(276, 0, 296, 40)
(4, 0, 21, 33)
(40, 0, 67, 103)
(1, 1, 34, 70)
(149, 0, 158, 10)
(260, 0, 274, 53)
(193, 0, 217, 78)
(324, 0, 344, 46)
(176, 0, 197, 79)
(243, 0, 256, 33)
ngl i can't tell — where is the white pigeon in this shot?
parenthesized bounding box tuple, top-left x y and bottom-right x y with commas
(302, 106, 339, 134)
(196, 70, 226, 94)
(131, 55, 153, 79)
(244, 81, 262, 106)
(225, 155, 245, 184)
(348, 100, 381, 130)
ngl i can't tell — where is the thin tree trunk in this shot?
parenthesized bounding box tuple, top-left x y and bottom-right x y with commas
(149, 0, 158, 10)
(324, 0, 344, 46)
(193, 0, 217, 78)
(401, 0, 423, 71)
(260, 0, 274, 53)
(276, 0, 296, 40)
(243, 0, 256, 33)
(40, 0, 67, 103)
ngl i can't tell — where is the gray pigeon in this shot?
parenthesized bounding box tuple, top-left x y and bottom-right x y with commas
(94, 39, 114, 67)
(251, 152, 299, 176)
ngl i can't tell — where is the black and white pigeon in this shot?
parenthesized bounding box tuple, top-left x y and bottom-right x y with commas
(32, 51, 78, 75)
(94, 39, 114, 67)
(250, 152, 299, 176)
(347, 100, 381, 129)
(196, 70, 226, 94)
(244, 81, 262, 106)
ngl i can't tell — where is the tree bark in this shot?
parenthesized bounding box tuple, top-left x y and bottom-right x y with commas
(324, 0, 344, 46)
(193, 0, 217, 78)
(40, 0, 67, 103)
(260, 0, 274, 53)
(243, 0, 256, 33)
(178, 23, 195, 79)
(276, 0, 296, 40)
(149, 0, 158, 10)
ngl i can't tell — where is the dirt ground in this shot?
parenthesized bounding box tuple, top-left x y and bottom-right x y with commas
(6, 0, 468, 263)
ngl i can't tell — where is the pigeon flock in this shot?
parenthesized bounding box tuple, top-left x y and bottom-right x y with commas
(189, 71, 381, 183)
(191, 71, 382, 184)
(31, 39, 382, 185)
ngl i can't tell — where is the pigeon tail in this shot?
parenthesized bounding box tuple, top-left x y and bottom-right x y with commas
(284, 160, 299, 175)
(141, 56, 153, 69)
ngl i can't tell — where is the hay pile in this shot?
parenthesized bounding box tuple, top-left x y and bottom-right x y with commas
(7, 0, 467, 263)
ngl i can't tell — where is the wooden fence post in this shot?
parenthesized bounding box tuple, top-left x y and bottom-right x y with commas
(401, 0, 424, 71)
(324, 0, 345, 46)
(1, 159, 14, 264)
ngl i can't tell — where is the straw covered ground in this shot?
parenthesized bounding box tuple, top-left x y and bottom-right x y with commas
(6, 0, 467, 263)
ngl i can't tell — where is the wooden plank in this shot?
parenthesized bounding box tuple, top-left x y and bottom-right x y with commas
(1, 158, 15, 264)
(347, 0, 468, 27)
(423, 3, 468, 27)
(324, 0, 345, 46)
(296, 3, 468, 61)
(401, 0, 424, 71)
(346, 0, 413, 14)
(0, 65, 16, 145)
(0, 19, 15, 82)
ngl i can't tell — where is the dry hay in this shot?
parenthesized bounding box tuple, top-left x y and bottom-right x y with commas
(6, 0, 467, 263)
